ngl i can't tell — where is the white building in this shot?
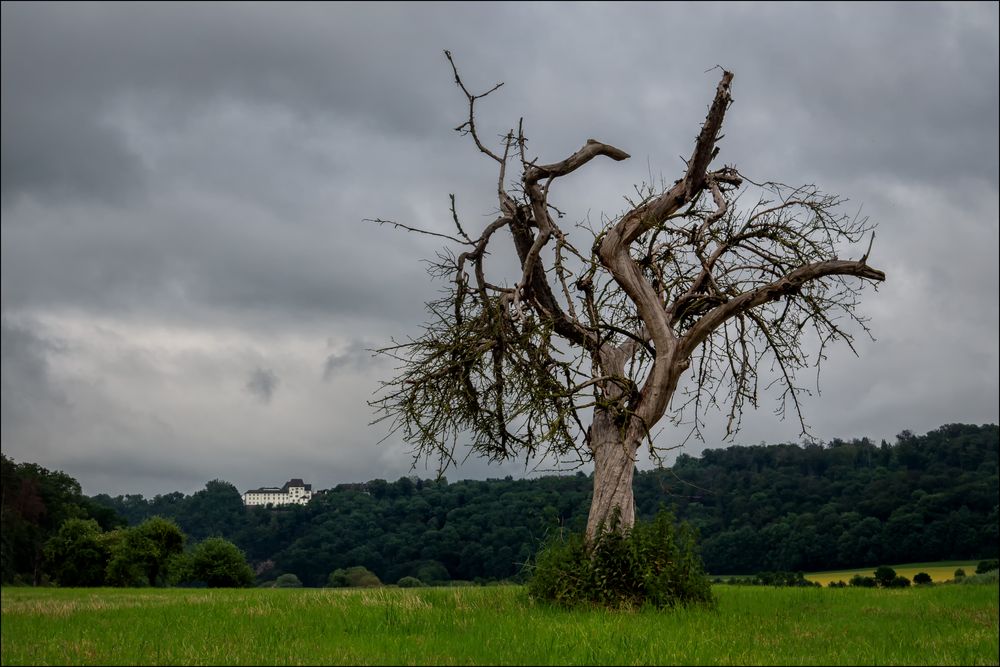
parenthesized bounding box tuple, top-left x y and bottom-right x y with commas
(242, 478, 314, 506)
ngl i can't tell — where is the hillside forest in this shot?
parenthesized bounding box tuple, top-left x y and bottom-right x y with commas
(2, 423, 996, 587)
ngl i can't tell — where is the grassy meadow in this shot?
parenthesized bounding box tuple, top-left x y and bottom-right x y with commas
(2, 581, 998, 666)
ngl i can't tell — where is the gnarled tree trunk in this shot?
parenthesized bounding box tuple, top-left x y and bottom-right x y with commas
(586, 408, 640, 541)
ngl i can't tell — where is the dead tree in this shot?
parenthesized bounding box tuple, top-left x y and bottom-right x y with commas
(371, 53, 885, 542)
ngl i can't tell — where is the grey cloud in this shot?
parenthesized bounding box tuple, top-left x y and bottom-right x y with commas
(0, 1, 493, 202)
(245, 367, 279, 404)
(0, 318, 67, 444)
(323, 339, 375, 381)
(0, 103, 146, 205)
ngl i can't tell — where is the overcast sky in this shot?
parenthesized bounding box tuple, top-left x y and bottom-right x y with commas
(2, 2, 997, 498)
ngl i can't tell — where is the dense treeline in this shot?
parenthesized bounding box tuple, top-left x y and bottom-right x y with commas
(1, 455, 255, 588)
(93, 473, 591, 587)
(670, 423, 998, 574)
(1, 454, 124, 585)
(4, 423, 997, 587)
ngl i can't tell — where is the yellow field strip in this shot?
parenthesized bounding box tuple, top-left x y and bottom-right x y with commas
(804, 562, 981, 586)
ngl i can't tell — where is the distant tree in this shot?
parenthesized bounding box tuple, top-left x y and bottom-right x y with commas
(913, 572, 932, 585)
(43, 518, 109, 586)
(849, 574, 877, 588)
(104, 527, 149, 587)
(176, 480, 246, 542)
(328, 565, 381, 588)
(397, 576, 424, 588)
(371, 55, 885, 547)
(873, 566, 897, 588)
(886, 575, 911, 588)
(414, 560, 451, 586)
(188, 537, 254, 588)
(953, 568, 966, 580)
(274, 573, 303, 588)
(1, 454, 120, 585)
(105, 516, 186, 587)
(975, 559, 998, 574)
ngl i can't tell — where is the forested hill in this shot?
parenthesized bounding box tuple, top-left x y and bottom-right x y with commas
(78, 423, 998, 586)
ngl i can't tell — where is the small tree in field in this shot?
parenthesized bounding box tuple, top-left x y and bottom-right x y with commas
(328, 565, 382, 588)
(189, 537, 254, 588)
(372, 53, 885, 543)
(874, 566, 897, 588)
(43, 518, 109, 587)
(274, 573, 303, 588)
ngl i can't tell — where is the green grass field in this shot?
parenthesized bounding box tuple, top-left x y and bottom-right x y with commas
(2, 582, 997, 666)
(801, 560, 982, 586)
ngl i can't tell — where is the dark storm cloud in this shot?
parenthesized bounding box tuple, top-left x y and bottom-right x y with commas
(0, 318, 67, 442)
(0, 1, 516, 203)
(692, 2, 1000, 187)
(245, 367, 279, 404)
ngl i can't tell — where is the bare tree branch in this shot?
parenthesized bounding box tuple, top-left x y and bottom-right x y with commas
(371, 59, 886, 540)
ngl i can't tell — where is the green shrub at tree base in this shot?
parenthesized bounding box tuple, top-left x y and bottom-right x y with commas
(527, 508, 714, 610)
(913, 572, 932, 585)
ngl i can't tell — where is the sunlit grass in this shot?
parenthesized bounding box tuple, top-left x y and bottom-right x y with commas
(2, 583, 997, 665)
(802, 560, 982, 586)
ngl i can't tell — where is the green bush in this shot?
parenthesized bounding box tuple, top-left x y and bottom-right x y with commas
(274, 573, 303, 588)
(886, 575, 911, 588)
(328, 566, 381, 588)
(953, 568, 966, 580)
(913, 572, 932, 585)
(728, 571, 820, 587)
(849, 575, 877, 588)
(397, 576, 423, 588)
(527, 508, 714, 610)
(873, 566, 897, 588)
(960, 570, 999, 585)
(188, 538, 254, 588)
(975, 559, 998, 574)
(43, 519, 109, 587)
(102, 518, 186, 588)
(827, 580, 848, 588)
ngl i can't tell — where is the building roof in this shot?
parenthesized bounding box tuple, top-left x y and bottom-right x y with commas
(244, 479, 312, 494)
(281, 478, 312, 492)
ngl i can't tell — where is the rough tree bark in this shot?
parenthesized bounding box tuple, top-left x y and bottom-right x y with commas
(371, 54, 885, 543)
